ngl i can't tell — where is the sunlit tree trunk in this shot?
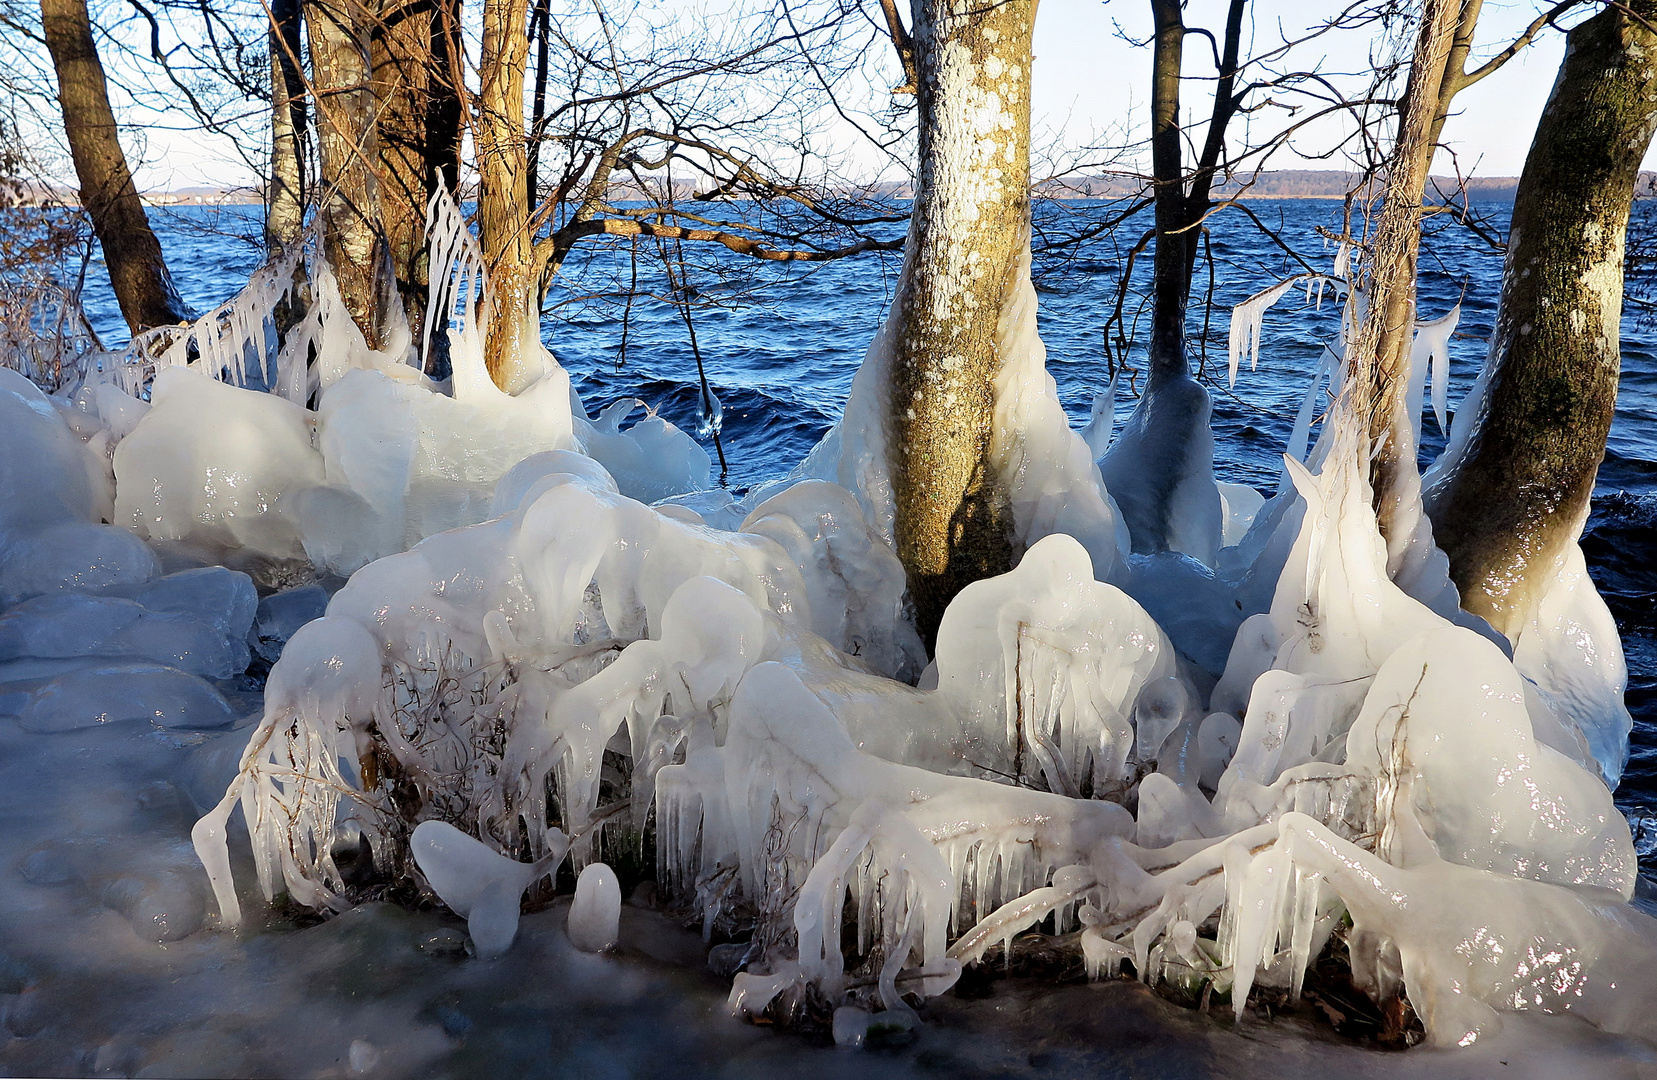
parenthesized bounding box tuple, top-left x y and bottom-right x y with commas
(1429, 0, 1657, 636)
(1354, 0, 1460, 536)
(40, 0, 189, 334)
(265, 0, 307, 257)
(371, 0, 461, 344)
(886, 0, 1034, 648)
(307, 0, 390, 347)
(477, 0, 540, 387)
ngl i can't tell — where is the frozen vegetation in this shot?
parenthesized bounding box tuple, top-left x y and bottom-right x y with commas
(0, 193, 1652, 1076)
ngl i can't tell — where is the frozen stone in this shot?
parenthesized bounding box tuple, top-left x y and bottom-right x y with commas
(567, 863, 622, 953)
(0, 523, 160, 605)
(17, 663, 237, 733)
(250, 584, 331, 664)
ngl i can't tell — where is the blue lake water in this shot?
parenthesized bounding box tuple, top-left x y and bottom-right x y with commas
(90, 198, 1657, 853)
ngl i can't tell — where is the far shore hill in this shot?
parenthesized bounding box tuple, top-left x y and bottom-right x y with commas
(128, 171, 1528, 204)
(15, 169, 1657, 207)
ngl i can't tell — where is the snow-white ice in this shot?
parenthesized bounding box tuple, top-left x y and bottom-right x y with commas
(0, 200, 1648, 1077)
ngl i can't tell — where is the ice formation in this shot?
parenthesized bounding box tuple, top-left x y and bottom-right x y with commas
(567, 863, 622, 953)
(0, 199, 1630, 1059)
(799, 239, 1126, 583)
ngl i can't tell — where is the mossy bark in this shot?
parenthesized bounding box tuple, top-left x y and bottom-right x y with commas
(1429, 0, 1657, 637)
(887, 0, 1034, 648)
(41, 0, 189, 333)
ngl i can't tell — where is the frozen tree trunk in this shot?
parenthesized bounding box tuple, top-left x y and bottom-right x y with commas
(886, 0, 1033, 648)
(476, 0, 540, 389)
(371, 0, 462, 345)
(1354, 0, 1460, 536)
(1098, 0, 1244, 562)
(265, 0, 307, 257)
(307, 0, 390, 348)
(1429, 0, 1657, 637)
(40, 0, 189, 334)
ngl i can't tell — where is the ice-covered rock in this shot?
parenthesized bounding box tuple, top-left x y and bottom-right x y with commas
(16, 663, 237, 733)
(0, 593, 248, 679)
(0, 523, 160, 608)
(114, 368, 325, 561)
(567, 863, 621, 953)
(249, 583, 331, 664)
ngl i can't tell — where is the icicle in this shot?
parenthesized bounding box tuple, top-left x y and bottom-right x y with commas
(1227, 277, 1302, 388)
(1414, 304, 1460, 437)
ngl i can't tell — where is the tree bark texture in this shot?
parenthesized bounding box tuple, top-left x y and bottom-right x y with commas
(1349, 0, 1460, 531)
(477, 0, 540, 388)
(887, 0, 1034, 648)
(1429, 0, 1657, 637)
(266, 0, 307, 257)
(41, 0, 189, 334)
(307, 0, 390, 348)
(370, 0, 461, 343)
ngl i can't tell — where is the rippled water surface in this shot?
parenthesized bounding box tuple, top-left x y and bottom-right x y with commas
(85, 199, 1657, 848)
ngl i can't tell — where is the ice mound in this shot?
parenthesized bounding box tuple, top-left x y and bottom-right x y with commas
(311, 356, 576, 572)
(740, 480, 925, 682)
(928, 533, 1178, 792)
(1344, 625, 1635, 896)
(0, 368, 111, 532)
(0, 593, 249, 678)
(574, 398, 710, 504)
(113, 368, 325, 562)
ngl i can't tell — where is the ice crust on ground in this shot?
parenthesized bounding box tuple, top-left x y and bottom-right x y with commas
(0, 213, 1646, 1063)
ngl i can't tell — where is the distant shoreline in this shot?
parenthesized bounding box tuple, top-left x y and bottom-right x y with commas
(17, 167, 1657, 207)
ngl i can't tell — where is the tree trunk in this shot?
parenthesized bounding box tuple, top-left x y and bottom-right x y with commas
(370, 0, 460, 344)
(477, 0, 540, 388)
(1354, 0, 1460, 536)
(1428, 0, 1657, 637)
(265, 0, 307, 257)
(1146, 0, 1188, 378)
(1097, 0, 1244, 564)
(307, 0, 390, 348)
(41, 0, 189, 334)
(886, 0, 1033, 648)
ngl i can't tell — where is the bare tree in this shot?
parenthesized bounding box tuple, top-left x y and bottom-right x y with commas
(265, 0, 306, 257)
(882, 0, 1035, 646)
(1429, 0, 1657, 636)
(39, 0, 187, 333)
